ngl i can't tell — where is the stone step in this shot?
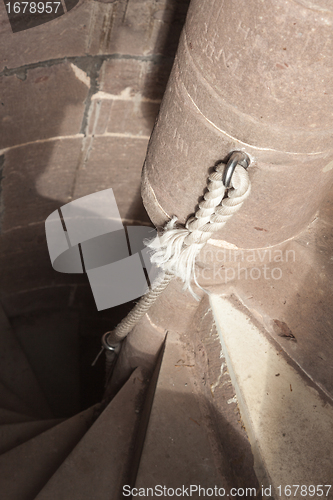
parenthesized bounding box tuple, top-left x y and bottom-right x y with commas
(35, 367, 149, 500)
(12, 309, 81, 418)
(135, 330, 232, 493)
(0, 380, 39, 417)
(0, 404, 100, 500)
(0, 304, 53, 418)
(211, 295, 333, 500)
(0, 408, 36, 425)
(0, 418, 63, 455)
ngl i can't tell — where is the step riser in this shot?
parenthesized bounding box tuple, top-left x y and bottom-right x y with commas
(0, 409, 35, 425)
(0, 419, 63, 455)
(0, 380, 39, 417)
(0, 404, 100, 500)
(35, 368, 150, 500)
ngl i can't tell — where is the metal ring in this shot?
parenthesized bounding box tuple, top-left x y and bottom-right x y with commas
(222, 151, 250, 188)
(102, 332, 117, 352)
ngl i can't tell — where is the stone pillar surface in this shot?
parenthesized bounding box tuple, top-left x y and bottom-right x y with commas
(142, 0, 333, 250)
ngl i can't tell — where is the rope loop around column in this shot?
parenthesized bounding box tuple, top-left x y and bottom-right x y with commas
(106, 153, 252, 344)
(145, 162, 251, 299)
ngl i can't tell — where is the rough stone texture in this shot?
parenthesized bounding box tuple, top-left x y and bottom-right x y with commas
(99, 58, 172, 100)
(0, 136, 88, 310)
(225, 222, 333, 401)
(198, 207, 333, 402)
(91, 98, 160, 137)
(86, 0, 189, 58)
(1, 1, 333, 497)
(0, 136, 88, 306)
(189, 297, 260, 493)
(108, 314, 166, 396)
(211, 295, 333, 500)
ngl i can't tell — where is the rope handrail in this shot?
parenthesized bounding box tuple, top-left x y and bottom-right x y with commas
(104, 153, 251, 346)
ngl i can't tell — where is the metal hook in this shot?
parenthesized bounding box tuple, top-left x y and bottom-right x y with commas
(222, 151, 250, 188)
(102, 331, 118, 352)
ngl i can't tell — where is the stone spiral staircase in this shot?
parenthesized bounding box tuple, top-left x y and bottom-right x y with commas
(0, 289, 258, 500)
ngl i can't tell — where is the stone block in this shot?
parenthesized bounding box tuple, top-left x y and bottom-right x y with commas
(89, 0, 158, 57)
(92, 0, 189, 58)
(88, 98, 159, 137)
(99, 58, 145, 95)
(141, 60, 173, 100)
(87, 58, 165, 139)
(99, 58, 169, 100)
(0, 419, 62, 455)
(73, 136, 151, 224)
(0, 63, 87, 150)
(1, 138, 83, 231)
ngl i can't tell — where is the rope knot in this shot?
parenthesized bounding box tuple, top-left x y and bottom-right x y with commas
(145, 163, 251, 299)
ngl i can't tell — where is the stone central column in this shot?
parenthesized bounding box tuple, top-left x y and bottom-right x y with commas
(142, 0, 333, 250)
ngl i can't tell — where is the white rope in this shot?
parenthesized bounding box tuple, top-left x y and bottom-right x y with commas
(106, 162, 251, 344)
(145, 163, 251, 299)
(107, 271, 174, 344)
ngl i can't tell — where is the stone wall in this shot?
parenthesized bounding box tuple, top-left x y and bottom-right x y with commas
(0, 0, 189, 315)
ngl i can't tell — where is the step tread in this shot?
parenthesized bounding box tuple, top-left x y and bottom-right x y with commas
(135, 331, 231, 490)
(211, 295, 333, 500)
(0, 408, 36, 425)
(0, 304, 53, 418)
(35, 368, 148, 500)
(0, 404, 100, 500)
(0, 379, 39, 417)
(0, 418, 63, 455)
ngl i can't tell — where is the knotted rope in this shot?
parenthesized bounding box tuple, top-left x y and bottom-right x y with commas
(147, 163, 251, 298)
(106, 161, 251, 345)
